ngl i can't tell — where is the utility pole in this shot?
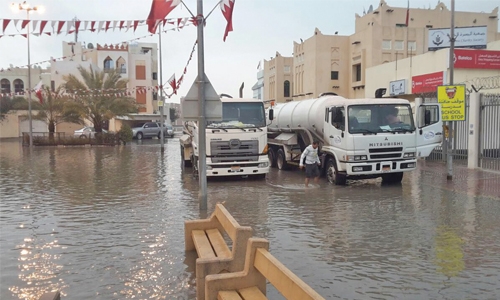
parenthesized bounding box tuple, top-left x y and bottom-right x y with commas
(446, 0, 455, 180)
(197, 0, 208, 210)
(158, 22, 165, 152)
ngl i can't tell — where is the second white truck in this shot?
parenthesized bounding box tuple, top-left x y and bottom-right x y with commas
(266, 93, 442, 185)
(180, 96, 270, 178)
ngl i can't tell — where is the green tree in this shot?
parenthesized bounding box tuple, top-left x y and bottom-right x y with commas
(63, 66, 138, 133)
(118, 124, 133, 145)
(0, 96, 29, 122)
(32, 86, 83, 133)
(169, 107, 179, 124)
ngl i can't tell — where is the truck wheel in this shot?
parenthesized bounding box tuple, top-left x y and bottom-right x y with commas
(276, 149, 288, 170)
(326, 158, 346, 185)
(382, 172, 403, 184)
(136, 132, 143, 140)
(268, 148, 277, 168)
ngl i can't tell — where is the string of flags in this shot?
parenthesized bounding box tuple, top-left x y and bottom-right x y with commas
(0, 16, 194, 38)
(1, 39, 199, 100)
(0, 24, 193, 73)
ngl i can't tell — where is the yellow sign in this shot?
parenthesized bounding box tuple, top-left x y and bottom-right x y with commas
(158, 101, 164, 107)
(437, 85, 466, 121)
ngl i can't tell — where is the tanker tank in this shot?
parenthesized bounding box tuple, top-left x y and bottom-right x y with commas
(267, 95, 346, 135)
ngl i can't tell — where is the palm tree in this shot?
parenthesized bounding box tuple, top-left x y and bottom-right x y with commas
(63, 66, 138, 133)
(33, 86, 83, 135)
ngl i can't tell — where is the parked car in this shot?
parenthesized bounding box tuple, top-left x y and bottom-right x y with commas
(74, 127, 108, 138)
(158, 123, 175, 138)
(131, 122, 172, 140)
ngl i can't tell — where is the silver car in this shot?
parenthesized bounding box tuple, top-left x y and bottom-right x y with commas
(74, 127, 108, 138)
(132, 122, 173, 140)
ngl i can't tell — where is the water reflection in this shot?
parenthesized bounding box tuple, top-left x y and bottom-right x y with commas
(1, 139, 500, 299)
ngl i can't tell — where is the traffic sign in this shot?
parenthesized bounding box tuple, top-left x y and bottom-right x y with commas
(437, 85, 466, 121)
(181, 74, 222, 121)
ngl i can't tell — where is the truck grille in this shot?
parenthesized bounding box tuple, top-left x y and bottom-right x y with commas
(369, 147, 403, 160)
(210, 140, 259, 163)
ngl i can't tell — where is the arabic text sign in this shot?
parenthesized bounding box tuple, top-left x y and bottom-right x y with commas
(437, 85, 466, 121)
(412, 71, 444, 94)
(428, 26, 487, 51)
(454, 49, 500, 70)
(389, 79, 406, 96)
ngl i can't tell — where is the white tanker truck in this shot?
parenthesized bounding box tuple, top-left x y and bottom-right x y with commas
(266, 93, 442, 185)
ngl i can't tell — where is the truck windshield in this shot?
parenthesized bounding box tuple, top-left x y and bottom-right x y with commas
(347, 104, 415, 134)
(207, 102, 266, 128)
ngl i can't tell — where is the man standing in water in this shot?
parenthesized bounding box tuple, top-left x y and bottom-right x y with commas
(299, 140, 321, 187)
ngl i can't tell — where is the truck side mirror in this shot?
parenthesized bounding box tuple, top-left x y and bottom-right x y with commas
(269, 109, 274, 121)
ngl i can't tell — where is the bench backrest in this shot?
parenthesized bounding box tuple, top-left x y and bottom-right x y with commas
(254, 248, 324, 300)
(214, 204, 241, 242)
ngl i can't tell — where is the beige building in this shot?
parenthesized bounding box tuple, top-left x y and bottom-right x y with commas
(263, 52, 294, 103)
(263, 0, 499, 103)
(366, 40, 500, 98)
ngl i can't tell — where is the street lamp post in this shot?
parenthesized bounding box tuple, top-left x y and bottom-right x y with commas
(11, 1, 44, 147)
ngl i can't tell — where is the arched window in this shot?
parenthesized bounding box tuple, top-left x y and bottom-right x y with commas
(14, 79, 24, 94)
(284, 80, 290, 97)
(1, 79, 11, 93)
(104, 56, 114, 71)
(116, 57, 126, 73)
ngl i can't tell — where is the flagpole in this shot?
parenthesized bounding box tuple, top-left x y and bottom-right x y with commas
(158, 21, 165, 151)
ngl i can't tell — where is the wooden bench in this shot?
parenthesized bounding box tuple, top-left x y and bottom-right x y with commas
(185, 204, 253, 300)
(205, 238, 325, 300)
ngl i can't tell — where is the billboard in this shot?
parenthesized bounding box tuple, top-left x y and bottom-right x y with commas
(389, 79, 406, 96)
(412, 71, 444, 94)
(454, 49, 500, 70)
(428, 26, 487, 51)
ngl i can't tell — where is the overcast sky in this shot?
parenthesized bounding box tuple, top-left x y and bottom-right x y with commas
(0, 0, 498, 103)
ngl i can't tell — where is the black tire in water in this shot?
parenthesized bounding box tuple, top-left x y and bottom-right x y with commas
(326, 157, 347, 186)
(268, 148, 277, 168)
(276, 148, 288, 170)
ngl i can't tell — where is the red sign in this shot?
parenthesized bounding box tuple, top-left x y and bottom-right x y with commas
(454, 49, 500, 69)
(412, 71, 444, 94)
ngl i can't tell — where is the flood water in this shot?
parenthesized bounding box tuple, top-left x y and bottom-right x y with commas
(1, 139, 499, 300)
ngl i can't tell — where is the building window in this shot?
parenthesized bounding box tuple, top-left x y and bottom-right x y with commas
(104, 57, 114, 71)
(284, 66, 290, 73)
(51, 80, 55, 92)
(1, 79, 11, 93)
(382, 40, 391, 50)
(396, 23, 407, 27)
(152, 72, 158, 80)
(14, 79, 24, 94)
(116, 57, 126, 73)
(152, 92, 158, 100)
(331, 71, 339, 80)
(135, 61, 146, 80)
(136, 87, 146, 104)
(408, 41, 417, 51)
(353, 64, 362, 82)
(395, 40, 404, 51)
(284, 80, 290, 97)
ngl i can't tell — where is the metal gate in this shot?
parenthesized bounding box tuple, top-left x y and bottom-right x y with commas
(424, 94, 469, 162)
(479, 94, 500, 172)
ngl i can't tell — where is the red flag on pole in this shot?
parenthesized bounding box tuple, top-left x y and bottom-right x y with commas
(167, 74, 177, 94)
(34, 80, 44, 103)
(405, 0, 410, 27)
(220, 0, 235, 41)
(146, 0, 181, 34)
(3, 19, 11, 32)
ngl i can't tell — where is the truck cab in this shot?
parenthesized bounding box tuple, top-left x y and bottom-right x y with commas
(323, 99, 442, 184)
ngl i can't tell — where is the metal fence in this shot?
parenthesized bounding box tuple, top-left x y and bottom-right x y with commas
(480, 94, 500, 172)
(423, 93, 469, 162)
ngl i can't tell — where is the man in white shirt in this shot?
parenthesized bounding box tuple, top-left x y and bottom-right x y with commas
(299, 140, 321, 187)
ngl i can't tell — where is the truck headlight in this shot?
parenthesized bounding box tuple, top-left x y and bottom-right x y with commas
(258, 162, 269, 168)
(206, 165, 213, 170)
(352, 166, 364, 172)
(348, 155, 368, 161)
(404, 152, 416, 158)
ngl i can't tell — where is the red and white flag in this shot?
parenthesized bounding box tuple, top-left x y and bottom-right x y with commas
(147, 0, 181, 34)
(167, 74, 177, 94)
(220, 0, 235, 41)
(34, 80, 44, 104)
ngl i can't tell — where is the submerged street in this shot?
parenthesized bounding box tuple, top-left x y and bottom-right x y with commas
(1, 139, 499, 300)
